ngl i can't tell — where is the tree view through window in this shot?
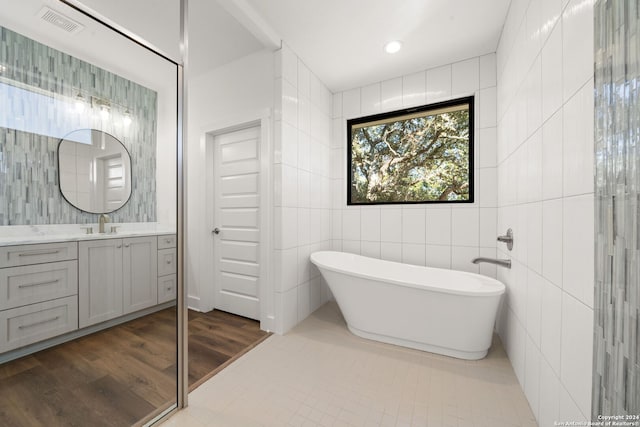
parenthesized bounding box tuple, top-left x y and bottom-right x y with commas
(347, 97, 474, 205)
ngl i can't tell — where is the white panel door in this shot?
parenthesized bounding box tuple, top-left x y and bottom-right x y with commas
(103, 154, 126, 211)
(213, 126, 261, 320)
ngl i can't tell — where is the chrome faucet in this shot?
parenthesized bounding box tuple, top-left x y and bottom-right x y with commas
(472, 257, 512, 269)
(98, 214, 110, 234)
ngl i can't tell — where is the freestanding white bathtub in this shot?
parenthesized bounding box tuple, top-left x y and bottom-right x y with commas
(310, 251, 505, 360)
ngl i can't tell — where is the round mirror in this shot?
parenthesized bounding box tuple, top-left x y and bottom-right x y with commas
(57, 129, 132, 214)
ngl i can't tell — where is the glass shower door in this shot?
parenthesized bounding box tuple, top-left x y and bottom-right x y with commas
(0, 1, 182, 425)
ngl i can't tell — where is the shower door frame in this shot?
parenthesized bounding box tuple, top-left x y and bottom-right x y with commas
(58, 0, 190, 421)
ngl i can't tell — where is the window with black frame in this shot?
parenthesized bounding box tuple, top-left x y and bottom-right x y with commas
(347, 96, 474, 205)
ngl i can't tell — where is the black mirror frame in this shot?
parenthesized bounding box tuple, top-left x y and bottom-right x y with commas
(56, 128, 133, 214)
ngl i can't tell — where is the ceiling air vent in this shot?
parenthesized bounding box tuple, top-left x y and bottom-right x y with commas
(37, 7, 84, 35)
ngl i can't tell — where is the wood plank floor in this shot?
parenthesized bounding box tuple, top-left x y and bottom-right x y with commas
(0, 308, 269, 427)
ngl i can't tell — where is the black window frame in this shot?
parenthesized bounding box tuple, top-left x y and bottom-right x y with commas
(346, 96, 475, 206)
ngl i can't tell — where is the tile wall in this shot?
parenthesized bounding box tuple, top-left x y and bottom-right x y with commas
(273, 44, 333, 333)
(496, 0, 595, 423)
(0, 26, 157, 225)
(593, 0, 640, 416)
(330, 55, 498, 278)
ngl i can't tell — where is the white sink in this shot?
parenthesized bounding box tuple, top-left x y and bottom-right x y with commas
(0, 223, 176, 246)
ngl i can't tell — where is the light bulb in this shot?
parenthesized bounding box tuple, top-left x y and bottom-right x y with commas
(123, 109, 132, 126)
(75, 93, 86, 112)
(99, 105, 110, 119)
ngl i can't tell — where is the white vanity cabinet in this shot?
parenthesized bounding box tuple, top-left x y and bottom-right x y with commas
(157, 234, 177, 304)
(0, 242, 79, 353)
(0, 230, 174, 356)
(79, 236, 158, 328)
(123, 236, 158, 314)
(78, 239, 123, 327)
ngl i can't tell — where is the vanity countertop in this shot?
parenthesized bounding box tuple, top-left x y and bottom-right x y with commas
(0, 223, 176, 246)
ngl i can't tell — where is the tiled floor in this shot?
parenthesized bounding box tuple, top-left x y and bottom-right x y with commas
(163, 302, 537, 427)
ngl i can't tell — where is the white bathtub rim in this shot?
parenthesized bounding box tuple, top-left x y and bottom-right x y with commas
(311, 251, 505, 297)
(347, 324, 489, 360)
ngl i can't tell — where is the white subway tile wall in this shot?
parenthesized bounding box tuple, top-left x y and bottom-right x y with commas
(426, 65, 452, 102)
(496, 0, 595, 423)
(332, 53, 498, 279)
(269, 7, 601, 421)
(273, 43, 333, 334)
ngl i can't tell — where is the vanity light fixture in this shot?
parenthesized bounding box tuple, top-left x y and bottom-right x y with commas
(74, 92, 86, 112)
(93, 98, 111, 120)
(384, 40, 402, 54)
(123, 109, 132, 126)
(77, 95, 133, 124)
(99, 103, 110, 120)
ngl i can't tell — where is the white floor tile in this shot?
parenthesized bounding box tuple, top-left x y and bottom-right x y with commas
(165, 302, 537, 427)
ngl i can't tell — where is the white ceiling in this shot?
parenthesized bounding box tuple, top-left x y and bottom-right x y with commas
(187, 0, 265, 78)
(75, 0, 267, 78)
(0, 0, 176, 92)
(247, 0, 511, 91)
(70, 0, 182, 61)
(69, 0, 512, 88)
(1, 1, 511, 91)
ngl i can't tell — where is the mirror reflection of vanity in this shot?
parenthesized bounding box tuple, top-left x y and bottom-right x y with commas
(0, 128, 176, 358)
(0, 126, 177, 356)
(0, 9, 179, 422)
(58, 129, 132, 214)
(0, 20, 177, 374)
(0, 233, 177, 356)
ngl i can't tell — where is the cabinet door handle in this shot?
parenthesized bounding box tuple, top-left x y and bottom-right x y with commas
(166, 259, 172, 264)
(18, 250, 60, 257)
(165, 239, 172, 243)
(18, 279, 60, 289)
(124, 244, 130, 248)
(116, 245, 122, 248)
(18, 316, 60, 329)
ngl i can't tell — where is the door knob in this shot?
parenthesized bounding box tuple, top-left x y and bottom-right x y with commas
(212, 228, 220, 235)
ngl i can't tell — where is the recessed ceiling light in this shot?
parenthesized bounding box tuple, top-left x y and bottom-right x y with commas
(384, 40, 402, 54)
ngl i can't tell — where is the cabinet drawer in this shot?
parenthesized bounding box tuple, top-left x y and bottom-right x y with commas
(158, 248, 177, 276)
(0, 242, 78, 268)
(158, 274, 177, 304)
(158, 235, 176, 249)
(0, 296, 78, 353)
(0, 261, 78, 310)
